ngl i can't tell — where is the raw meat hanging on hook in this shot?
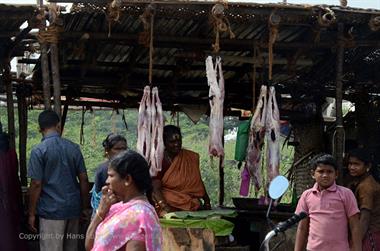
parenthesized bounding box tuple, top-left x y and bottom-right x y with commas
(137, 85, 164, 176)
(137, 86, 151, 161)
(244, 85, 267, 192)
(149, 87, 164, 177)
(266, 86, 280, 184)
(206, 56, 225, 158)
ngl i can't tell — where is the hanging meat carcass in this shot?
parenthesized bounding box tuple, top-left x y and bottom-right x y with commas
(206, 56, 225, 157)
(149, 87, 164, 176)
(137, 86, 164, 176)
(266, 86, 280, 183)
(244, 85, 267, 192)
(137, 86, 151, 160)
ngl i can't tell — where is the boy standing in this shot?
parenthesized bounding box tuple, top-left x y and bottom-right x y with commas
(294, 154, 362, 251)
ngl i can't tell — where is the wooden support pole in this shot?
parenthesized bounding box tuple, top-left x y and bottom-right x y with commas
(218, 156, 224, 206)
(41, 45, 51, 109)
(335, 23, 345, 183)
(49, 3, 62, 116)
(4, 62, 16, 149)
(218, 129, 225, 207)
(16, 87, 28, 186)
(38, 2, 51, 110)
(51, 45, 61, 115)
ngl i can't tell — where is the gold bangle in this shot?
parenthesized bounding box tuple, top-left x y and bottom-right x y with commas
(96, 210, 104, 221)
(158, 200, 166, 206)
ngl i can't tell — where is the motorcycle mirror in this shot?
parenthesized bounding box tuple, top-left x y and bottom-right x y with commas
(268, 175, 289, 200)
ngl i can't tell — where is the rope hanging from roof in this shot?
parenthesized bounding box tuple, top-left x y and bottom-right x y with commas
(148, 13, 154, 85)
(36, 6, 63, 44)
(252, 46, 258, 110)
(109, 0, 122, 22)
(80, 106, 86, 145)
(37, 7, 63, 44)
(111, 109, 117, 133)
(268, 11, 280, 81)
(140, 4, 156, 86)
(107, 0, 122, 37)
(211, 3, 235, 53)
(37, 25, 62, 44)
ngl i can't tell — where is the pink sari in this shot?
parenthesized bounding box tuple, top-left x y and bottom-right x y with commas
(92, 199, 162, 251)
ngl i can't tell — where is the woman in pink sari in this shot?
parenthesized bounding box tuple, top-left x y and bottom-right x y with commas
(85, 150, 162, 251)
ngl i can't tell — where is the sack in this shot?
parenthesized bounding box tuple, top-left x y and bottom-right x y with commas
(234, 118, 251, 161)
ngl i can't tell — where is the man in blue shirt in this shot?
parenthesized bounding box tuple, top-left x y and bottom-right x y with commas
(28, 110, 90, 251)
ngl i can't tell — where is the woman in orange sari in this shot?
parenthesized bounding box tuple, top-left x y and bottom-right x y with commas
(151, 125, 211, 217)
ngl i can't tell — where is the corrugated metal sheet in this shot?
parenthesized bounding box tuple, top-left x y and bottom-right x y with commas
(21, 2, 380, 110)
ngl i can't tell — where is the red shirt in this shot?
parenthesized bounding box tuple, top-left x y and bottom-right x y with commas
(296, 182, 359, 251)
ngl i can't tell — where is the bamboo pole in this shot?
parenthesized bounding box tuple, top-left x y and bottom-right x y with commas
(16, 87, 28, 186)
(38, 0, 51, 109)
(4, 61, 16, 149)
(49, 3, 62, 116)
(335, 23, 345, 184)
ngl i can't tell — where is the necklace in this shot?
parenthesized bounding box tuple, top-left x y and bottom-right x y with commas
(123, 194, 147, 203)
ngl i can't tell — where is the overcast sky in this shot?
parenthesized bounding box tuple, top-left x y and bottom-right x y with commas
(0, 0, 379, 9)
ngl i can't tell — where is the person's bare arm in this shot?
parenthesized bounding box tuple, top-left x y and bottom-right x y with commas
(349, 213, 362, 251)
(28, 179, 42, 232)
(152, 179, 172, 216)
(85, 211, 103, 251)
(78, 172, 90, 210)
(125, 240, 146, 251)
(359, 209, 371, 240)
(85, 186, 118, 251)
(201, 182, 211, 210)
(294, 218, 309, 251)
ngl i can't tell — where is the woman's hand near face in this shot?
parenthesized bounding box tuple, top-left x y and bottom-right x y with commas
(97, 186, 119, 218)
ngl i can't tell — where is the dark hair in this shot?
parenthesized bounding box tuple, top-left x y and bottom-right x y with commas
(109, 150, 152, 193)
(348, 148, 372, 166)
(310, 154, 338, 170)
(102, 133, 127, 150)
(38, 110, 60, 130)
(163, 125, 181, 141)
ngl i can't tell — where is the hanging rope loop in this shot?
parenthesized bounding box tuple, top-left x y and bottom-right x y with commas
(37, 25, 63, 44)
(36, 5, 63, 44)
(317, 7, 336, 27)
(369, 16, 380, 31)
(211, 2, 235, 53)
(140, 4, 156, 86)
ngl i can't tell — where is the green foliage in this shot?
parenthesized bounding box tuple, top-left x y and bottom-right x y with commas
(0, 107, 293, 207)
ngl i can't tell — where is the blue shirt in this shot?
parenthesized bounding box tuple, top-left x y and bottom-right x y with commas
(90, 161, 109, 211)
(28, 132, 87, 220)
(94, 161, 109, 193)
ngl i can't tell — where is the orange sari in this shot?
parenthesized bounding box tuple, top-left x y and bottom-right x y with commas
(161, 149, 206, 211)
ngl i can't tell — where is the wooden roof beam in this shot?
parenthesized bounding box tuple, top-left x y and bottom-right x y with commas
(61, 32, 380, 49)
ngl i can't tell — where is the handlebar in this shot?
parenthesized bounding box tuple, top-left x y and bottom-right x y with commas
(261, 212, 308, 251)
